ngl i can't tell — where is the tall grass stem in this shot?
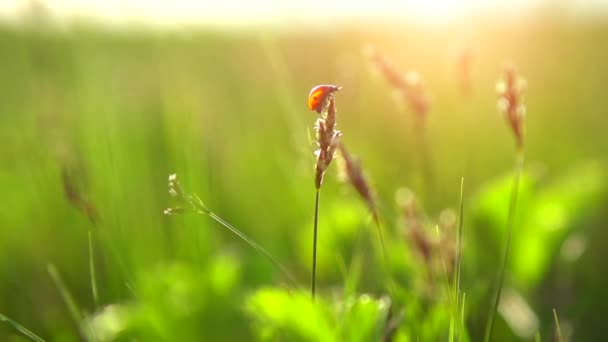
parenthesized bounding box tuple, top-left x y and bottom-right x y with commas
(88, 230, 99, 308)
(484, 150, 525, 342)
(191, 194, 298, 288)
(553, 308, 563, 342)
(311, 189, 320, 299)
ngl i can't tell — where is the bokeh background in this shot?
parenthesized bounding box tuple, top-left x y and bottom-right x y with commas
(1, 1, 607, 341)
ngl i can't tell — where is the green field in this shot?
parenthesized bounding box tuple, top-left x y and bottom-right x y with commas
(1, 14, 607, 341)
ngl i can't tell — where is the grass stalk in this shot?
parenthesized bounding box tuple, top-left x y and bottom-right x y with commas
(48, 264, 83, 327)
(48, 264, 97, 341)
(311, 189, 320, 299)
(190, 194, 298, 288)
(450, 178, 466, 342)
(435, 225, 454, 307)
(483, 150, 525, 342)
(553, 308, 563, 342)
(0, 313, 46, 342)
(88, 230, 99, 308)
(372, 216, 391, 280)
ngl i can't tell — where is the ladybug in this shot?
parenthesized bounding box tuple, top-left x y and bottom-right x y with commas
(307, 85, 341, 113)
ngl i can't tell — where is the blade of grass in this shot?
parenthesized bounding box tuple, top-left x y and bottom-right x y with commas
(450, 178, 465, 342)
(435, 225, 454, 307)
(48, 264, 97, 341)
(484, 150, 525, 342)
(48, 264, 83, 326)
(0, 313, 46, 342)
(455, 178, 465, 342)
(372, 215, 398, 295)
(190, 193, 299, 289)
(553, 308, 563, 342)
(88, 230, 99, 308)
(311, 189, 320, 299)
(459, 292, 466, 342)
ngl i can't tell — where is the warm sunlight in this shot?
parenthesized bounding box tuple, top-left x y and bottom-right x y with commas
(0, 0, 586, 27)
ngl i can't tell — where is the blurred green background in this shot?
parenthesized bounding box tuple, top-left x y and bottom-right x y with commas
(1, 9, 607, 342)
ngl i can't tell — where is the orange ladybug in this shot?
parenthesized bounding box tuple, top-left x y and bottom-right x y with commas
(307, 85, 341, 113)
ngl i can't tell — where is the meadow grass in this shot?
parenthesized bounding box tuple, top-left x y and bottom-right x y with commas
(0, 17, 607, 341)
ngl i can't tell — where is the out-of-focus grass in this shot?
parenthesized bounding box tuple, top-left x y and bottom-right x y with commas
(0, 14, 607, 341)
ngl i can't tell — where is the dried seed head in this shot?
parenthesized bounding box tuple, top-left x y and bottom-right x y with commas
(365, 46, 430, 123)
(396, 188, 433, 263)
(62, 166, 99, 225)
(456, 43, 474, 95)
(439, 209, 457, 233)
(497, 64, 526, 149)
(395, 187, 420, 219)
(310, 85, 342, 189)
(336, 144, 378, 220)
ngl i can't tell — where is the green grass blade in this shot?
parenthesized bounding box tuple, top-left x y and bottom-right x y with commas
(48, 264, 82, 324)
(484, 151, 525, 342)
(191, 194, 299, 289)
(48, 264, 97, 341)
(0, 313, 46, 342)
(459, 292, 466, 342)
(450, 178, 465, 342)
(553, 308, 563, 342)
(88, 230, 99, 308)
(435, 225, 454, 307)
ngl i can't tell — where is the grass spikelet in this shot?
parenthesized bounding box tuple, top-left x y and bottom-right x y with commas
(336, 143, 390, 280)
(61, 166, 99, 225)
(364, 46, 430, 124)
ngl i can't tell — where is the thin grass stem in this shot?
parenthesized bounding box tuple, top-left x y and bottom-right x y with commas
(88, 230, 99, 308)
(190, 194, 298, 288)
(48, 264, 97, 341)
(0, 313, 46, 342)
(455, 178, 465, 341)
(435, 225, 454, 307)
(311, 189, 320, 300)
(553, 308, 563, 342)
(484, 150, 525, 342)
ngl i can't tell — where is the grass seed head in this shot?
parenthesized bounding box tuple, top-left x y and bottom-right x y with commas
(497, 64, 526, 149)
(311, 85, 342, 189)
(336, 143, 378, 220)
(365, 46, 430, 124)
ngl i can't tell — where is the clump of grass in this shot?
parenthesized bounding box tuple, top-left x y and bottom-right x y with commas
(308, 84, 342, 299)
(484, 64, 527, 342)
(164, 174, 298, 288)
